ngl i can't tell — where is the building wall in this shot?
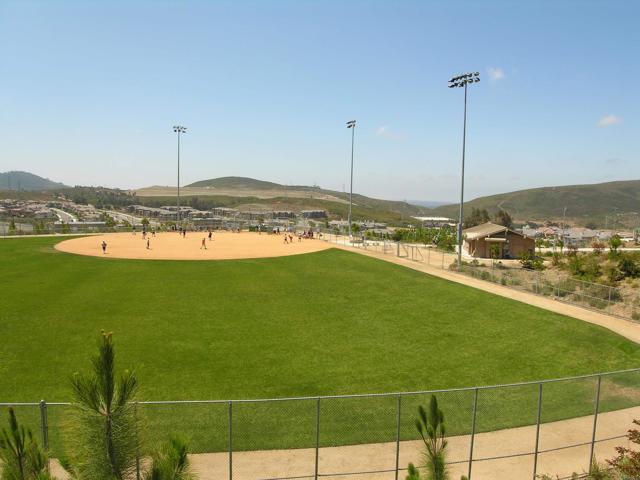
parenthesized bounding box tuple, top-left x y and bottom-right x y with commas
(466, 233, 534, 258)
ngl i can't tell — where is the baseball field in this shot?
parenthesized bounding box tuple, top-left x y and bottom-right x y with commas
(1, 233, 639, 454)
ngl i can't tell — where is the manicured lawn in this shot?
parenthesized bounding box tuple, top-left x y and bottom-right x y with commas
(0, 236, 639, 453)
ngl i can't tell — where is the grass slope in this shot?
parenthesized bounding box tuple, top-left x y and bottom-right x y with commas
(0, 237, 639, 452)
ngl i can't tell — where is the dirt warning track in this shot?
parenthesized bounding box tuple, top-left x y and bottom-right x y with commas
(55, 231, 331, 260)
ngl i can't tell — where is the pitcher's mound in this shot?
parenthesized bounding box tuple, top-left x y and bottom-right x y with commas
(55, 231, 331, 260)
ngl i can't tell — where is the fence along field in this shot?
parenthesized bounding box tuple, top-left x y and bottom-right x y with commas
(2, 368, 639, 479)
(321, 232, 634, 321)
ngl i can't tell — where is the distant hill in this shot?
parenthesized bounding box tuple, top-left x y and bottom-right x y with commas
(409, 200, 453, 208)
(136, 176, 430, 225)
(0, 171, 68, 191)
(187, 176, 283, 190)
(430, 179, 640, 227)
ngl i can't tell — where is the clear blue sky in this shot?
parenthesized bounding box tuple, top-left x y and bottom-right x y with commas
(1, 0, 637, 202)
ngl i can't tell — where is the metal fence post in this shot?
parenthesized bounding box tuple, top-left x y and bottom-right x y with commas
(396, 242, 400, 257)
(134, 402, 141, 480)
(428, 247, 431, 266)
(395, 395, 402, 480)
(468, 388, 479, 479)
(589, 375, 602, 472)
(228, 401, 233, 480)
(532, 383, 543, 480)
(39, 399, 49, 472)
(39, 400, 49, 451)
(315, 397, 321, 480)
(608, 286, 612, 304)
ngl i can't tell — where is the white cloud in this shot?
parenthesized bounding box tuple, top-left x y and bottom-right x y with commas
(597, 114, 623, 127)
(376, 125, 405, 141)
(487, 67, 505, 82)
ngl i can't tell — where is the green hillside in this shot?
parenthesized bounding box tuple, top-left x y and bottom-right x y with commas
(430, 179, 640, 227)
(0, 171, 68, 191)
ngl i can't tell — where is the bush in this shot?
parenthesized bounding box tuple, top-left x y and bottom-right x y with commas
(0, 408, 56, 480)
(592, 241, 606, 255)
(619, 256, 640, 279)
(520, 251, 544, 271)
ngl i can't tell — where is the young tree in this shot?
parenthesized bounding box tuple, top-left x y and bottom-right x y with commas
(0, 408, 56, 480)
(414, 396, 448, 480)
(609, 234, 622, 256)
(66, 331, 141, 480)
(535, 238, 544, 255)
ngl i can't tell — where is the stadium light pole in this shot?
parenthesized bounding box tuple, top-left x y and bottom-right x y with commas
(173, 125, 187, 224)
(449, 72, 480, 268)
(346, 120, 356, 240)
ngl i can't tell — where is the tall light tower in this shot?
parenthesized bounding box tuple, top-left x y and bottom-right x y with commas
(449, 72, 480, 268)
(173, 125, 187, 224)
(346, 120, 356, 239)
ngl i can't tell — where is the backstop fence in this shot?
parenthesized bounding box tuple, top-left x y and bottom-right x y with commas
(319, 232, 632, 321)
(2, 368, 639, 480)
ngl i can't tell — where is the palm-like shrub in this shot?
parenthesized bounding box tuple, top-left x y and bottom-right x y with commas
(415, 396, 448, 480)
(0, 408, 56, 480)
(144, 436, 194, 480)
(65, 331, 141, 480)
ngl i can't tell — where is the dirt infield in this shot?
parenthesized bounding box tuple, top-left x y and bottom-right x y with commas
(54, 231, 331, 260)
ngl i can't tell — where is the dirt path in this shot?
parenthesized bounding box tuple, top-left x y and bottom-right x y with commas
(331, 242, 640, 345)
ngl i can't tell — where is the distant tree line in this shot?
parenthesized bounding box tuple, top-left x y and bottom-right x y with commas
(464, 207, 513, 229)
(56, 186, 137, 209)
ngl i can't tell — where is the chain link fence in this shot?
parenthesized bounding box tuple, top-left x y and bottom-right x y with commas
(318, 232, 631, 321)
(2, 368, 639, 480)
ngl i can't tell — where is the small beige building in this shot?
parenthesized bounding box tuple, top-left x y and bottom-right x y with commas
(463, 222, 535, 259)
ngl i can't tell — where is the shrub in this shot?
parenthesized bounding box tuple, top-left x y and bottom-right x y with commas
(608, 419, 640, 476)
(520, 251, 544, 270)
(0, 408, 56, 480)
(592, 241, 606, 255)
(619, 256, 640, 279)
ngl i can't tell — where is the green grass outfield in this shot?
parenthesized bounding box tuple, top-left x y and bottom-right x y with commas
(1, 236, 639, 453)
